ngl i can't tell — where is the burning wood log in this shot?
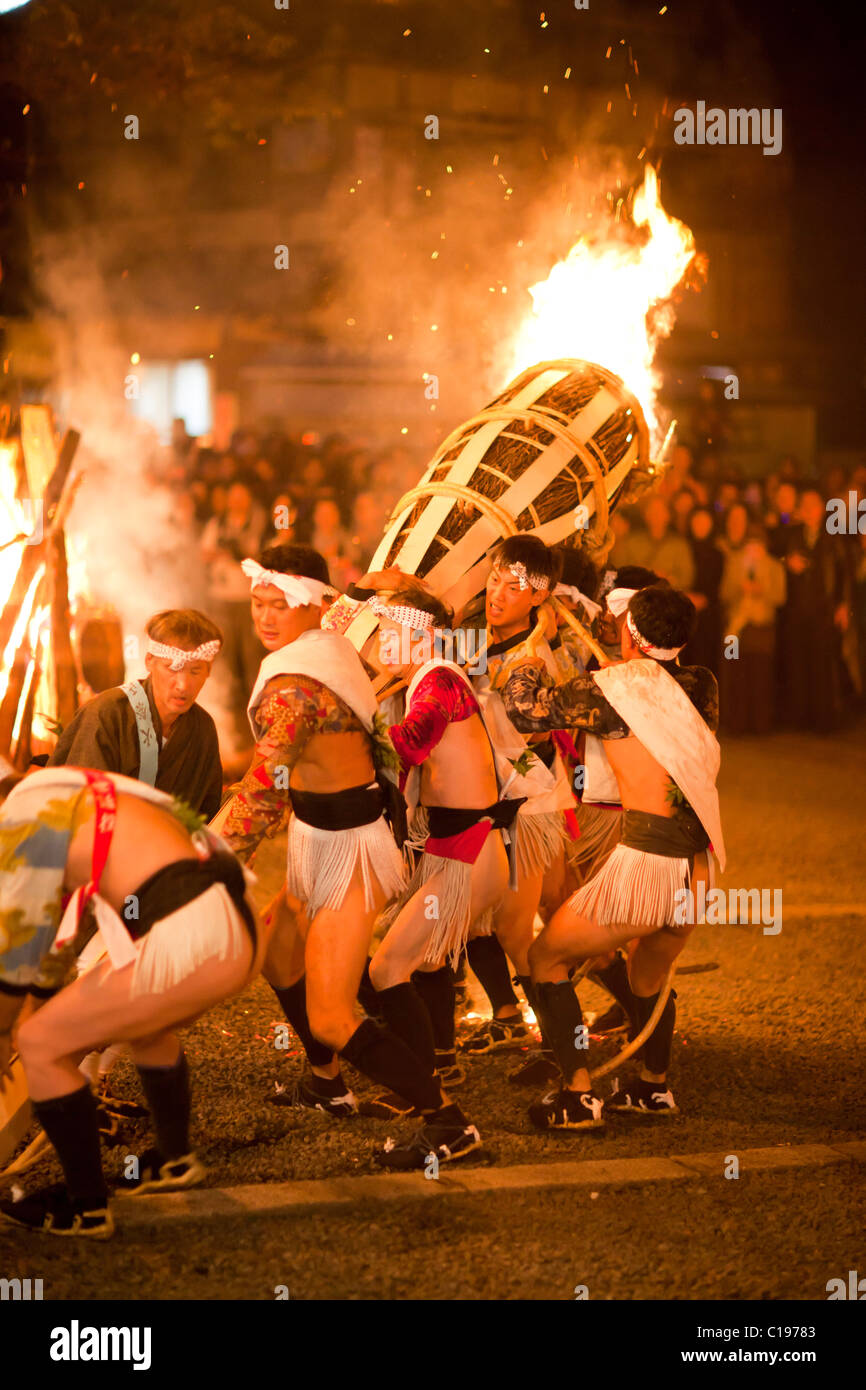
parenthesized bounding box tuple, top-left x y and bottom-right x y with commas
(0, 427, 80, 658)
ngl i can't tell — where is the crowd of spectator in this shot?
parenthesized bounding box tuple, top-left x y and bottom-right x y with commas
(159, 416, 866, 742)
(157, 420, 422, 742)
(609, 445, 866, 736)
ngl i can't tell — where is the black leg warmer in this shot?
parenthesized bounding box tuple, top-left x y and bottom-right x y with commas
(589, 952, 640, 1030)
(136, 1050, 191, 1160)
(515, 974, 555, 1056)
(33, 1085, 107, 1207)
(632, 987, 677, 1075)
(533, 981, 588, 1084)
(341, 1018, 443, 1113)
(411, 967, 456, 1053)
(272, 977, 335, 1068)
(466, 935, 519, 1013)
(375, 981, 436, 1072)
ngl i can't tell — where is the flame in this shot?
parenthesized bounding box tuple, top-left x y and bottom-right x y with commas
(506, 165, 698, 448)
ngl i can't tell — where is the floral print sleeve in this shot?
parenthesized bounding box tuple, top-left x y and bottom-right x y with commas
(502, 666, 630, 738)
(220, 677, 365, 863)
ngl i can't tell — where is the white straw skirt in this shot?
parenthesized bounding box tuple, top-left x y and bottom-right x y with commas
(131, 883, 252, 997)
(564, 843, 690, 933)
(286, 814, 406, 920)
(564, 804, 624, 880)
(514, 810, 567, 880)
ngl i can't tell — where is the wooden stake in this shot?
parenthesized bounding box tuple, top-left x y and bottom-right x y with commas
(48, 527, 78, 729)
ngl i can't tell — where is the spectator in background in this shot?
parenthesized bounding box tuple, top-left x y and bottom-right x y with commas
(714, 479, 741, 521)
(628, 496, 695, 591)
(263, 493, 298, 548)
(671, 488, 696, 537)
(776, 487, 851, 731)
(719, 500, 750, 558)
(349, 490, 389, 572)
(767, 481, 799, 558)
(311, 496, 355, 592)
(682, 506, 724, 677)
(719, 521, 786, 734)
(200, 482, 266, 745)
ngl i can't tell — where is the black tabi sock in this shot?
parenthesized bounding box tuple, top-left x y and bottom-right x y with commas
(514, 973, 554, 1055)
(466, 934, 519, 1013)
(632, 987, 677, 1075)
(136, 1050, 191, 1161)
(533, 980, 588, 1085)
(589, 953, 640, 1030)
(272, 977, 335, 1069)
(411, 967, 456, 1053)
(33, 1085, 108, 1208)
(341, 1018, 443, 1113)
(375, 981, 436, 1073)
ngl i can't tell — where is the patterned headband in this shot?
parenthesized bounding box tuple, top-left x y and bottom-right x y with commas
(367, 597, 439, 634)
(505, 561, 549, 592)
(241, 558, 332, 608)
(625, 608, 683, 661)
(147, 638, 221, 671)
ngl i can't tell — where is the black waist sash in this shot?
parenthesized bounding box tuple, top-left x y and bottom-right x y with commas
(621, 808, 709, 859)
(289, 781, 385, 831)
(426, 796, 526, 839)
(130, 852, 256, 944)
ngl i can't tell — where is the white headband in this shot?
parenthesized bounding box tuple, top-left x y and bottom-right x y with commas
(505, 561, 549, 592)
(625, 608, 683, 661)
(554, 584, 602, 622)
(605, 587, 639, 618)
(367, 597, 439, 634)
(242, 558, 332, 608)
(147, 638, 221, 671)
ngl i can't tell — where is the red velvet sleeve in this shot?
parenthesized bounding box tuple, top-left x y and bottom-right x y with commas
(389, 668, 479, 777)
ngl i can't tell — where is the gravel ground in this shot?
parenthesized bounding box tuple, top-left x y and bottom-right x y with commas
(1, 1169, 861, 1301)
(1, 728, 864, 1298)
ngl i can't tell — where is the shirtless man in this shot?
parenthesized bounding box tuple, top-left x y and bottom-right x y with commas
(502, 584, 724, 1129)
(364, 584, 513, 1127)
(221, 545, 482, 1167)
(460, 536, 574, 1058)
(0, 767, 261, 1237)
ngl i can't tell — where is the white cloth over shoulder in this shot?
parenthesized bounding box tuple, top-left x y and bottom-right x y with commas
(247, 628, 379, 739)
(592, 659, 726, 870)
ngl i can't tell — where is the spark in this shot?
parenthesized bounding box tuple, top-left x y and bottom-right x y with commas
(22, 103, 29, 114)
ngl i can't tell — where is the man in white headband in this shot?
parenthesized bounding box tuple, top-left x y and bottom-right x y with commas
(221, 544, 466, 1141)
(47, 608, 225, 1122)
(500, 583, 724, 1131)
(48, 608, 224, 820)
(457, 535, 577, 1064)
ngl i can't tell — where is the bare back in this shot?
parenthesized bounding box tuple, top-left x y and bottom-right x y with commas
(66, 794, 196, 911)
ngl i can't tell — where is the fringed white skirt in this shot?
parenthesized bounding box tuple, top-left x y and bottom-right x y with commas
(286, 814, 406, 921)
(565, 804, 624, 879)
(131, 883, 252, 997)
(514, 810, 567, 880)
(564, 843, 690, 933)
(376, 806, 493, 966)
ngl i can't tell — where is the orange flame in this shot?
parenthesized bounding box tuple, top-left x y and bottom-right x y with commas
(506, 165, 698, 448)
